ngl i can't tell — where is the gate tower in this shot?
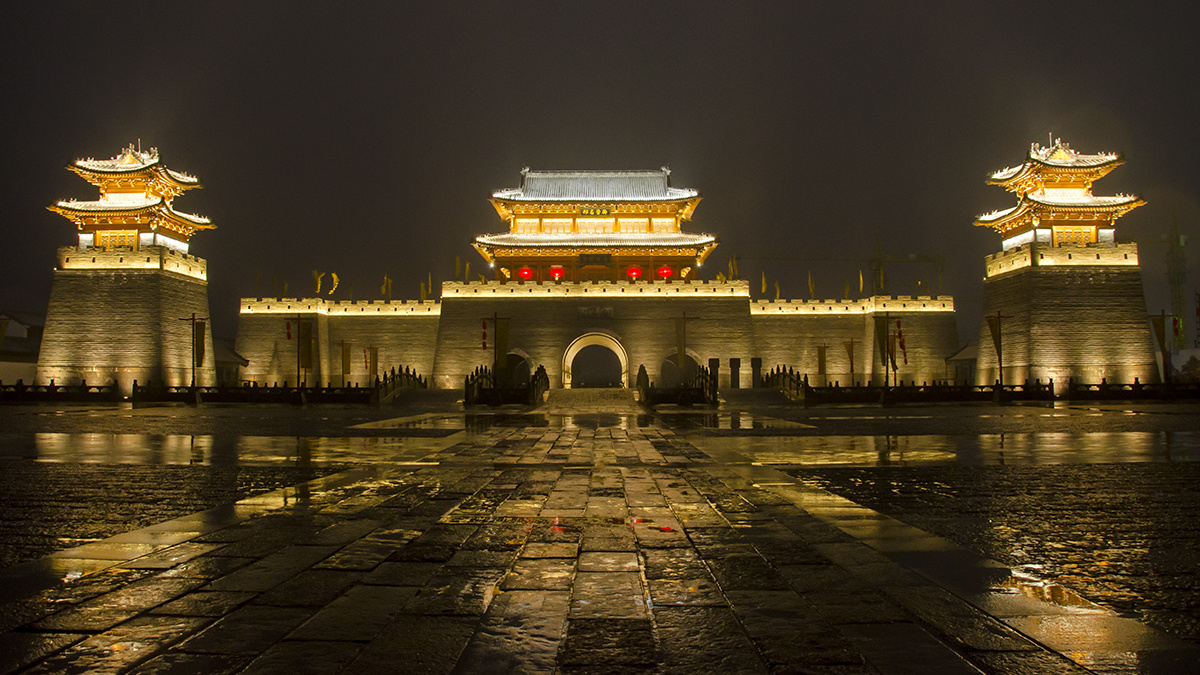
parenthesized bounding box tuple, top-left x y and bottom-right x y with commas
(475, 168, 717, 283)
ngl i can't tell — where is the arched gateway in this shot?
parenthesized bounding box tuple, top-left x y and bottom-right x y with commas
(562, 332, 628, 389)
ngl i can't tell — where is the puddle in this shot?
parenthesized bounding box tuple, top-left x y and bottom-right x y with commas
(997, 566, 1108, 613)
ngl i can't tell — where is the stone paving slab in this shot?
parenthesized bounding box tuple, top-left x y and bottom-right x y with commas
(1, 406, 1198, 673)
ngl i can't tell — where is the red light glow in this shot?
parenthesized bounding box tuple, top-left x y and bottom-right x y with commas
(518, 266, 533, 280)
(626, 266, 642, 279)
(657, 266, 673, 278)
(550, 267, 564, 279)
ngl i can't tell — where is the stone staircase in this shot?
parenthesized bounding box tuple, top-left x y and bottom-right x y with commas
(544, 387, 641, 412)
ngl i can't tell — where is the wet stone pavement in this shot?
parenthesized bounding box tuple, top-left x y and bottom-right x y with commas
(0, 399, 1199, 673)
(796, 462, 1200, 645)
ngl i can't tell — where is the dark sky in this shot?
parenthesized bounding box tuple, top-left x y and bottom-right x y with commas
(3, 3, 1199, 341)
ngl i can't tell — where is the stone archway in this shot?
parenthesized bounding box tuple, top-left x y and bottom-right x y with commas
(657, 349, 703, 388)
(561, 332, 629, 389)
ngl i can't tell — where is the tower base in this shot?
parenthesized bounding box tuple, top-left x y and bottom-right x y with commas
(976, 247, 1158, 392)
(37, 247, 216, 395)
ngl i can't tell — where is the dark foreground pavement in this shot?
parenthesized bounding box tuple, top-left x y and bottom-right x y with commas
(0, 393, 1198, 674)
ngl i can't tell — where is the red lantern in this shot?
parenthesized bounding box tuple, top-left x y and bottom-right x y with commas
(550, 267, 564, 280)
(626, 266, 642, 279)
(657, 266, 674, 279)
(518, 266, 533, 280)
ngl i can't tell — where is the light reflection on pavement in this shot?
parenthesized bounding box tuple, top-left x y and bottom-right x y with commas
(2, 428, 1197, 467)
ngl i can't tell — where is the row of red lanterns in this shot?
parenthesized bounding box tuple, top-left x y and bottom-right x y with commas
(516, 265, 675, 280)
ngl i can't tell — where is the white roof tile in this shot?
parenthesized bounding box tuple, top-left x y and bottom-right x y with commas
(493, 169, 698, 202)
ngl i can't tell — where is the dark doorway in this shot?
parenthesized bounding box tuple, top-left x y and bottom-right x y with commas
(499, 355, 531, 388)
(571, 344, 622, 388)
(659, 353, 700, 388)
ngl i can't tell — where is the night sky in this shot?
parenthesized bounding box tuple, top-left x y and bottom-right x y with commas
(3, 3, 1199, 342)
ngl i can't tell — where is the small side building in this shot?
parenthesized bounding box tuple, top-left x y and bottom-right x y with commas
(0, 310, 44, 383)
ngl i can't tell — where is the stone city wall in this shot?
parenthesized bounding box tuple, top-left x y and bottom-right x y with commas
(750, 296, 958, 386)
(976, 264, 1159, 390)
(235, 298, 441, 385)
(37, 257, 215, 393)
(57, 246, 208, 281)
(985, 242, 1139, 279)
(234, 283, 961, 390)
(431, 281, 759, 389)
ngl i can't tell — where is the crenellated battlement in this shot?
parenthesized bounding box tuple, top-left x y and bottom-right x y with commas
(750, 295, 954, 315)
(240, 297, 442, 315)
(57, 245, 207, 281)
(984, 242, 1139, 279)
(440, 279, 750, 298)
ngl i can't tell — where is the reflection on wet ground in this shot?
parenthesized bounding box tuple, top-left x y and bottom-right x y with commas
(4, 399, 1200, 672)
(6, 428, 1200, 467)
(795, 461, 1200, 643)
(691, 431, 1200, 467)
(3, 434, 455, 466)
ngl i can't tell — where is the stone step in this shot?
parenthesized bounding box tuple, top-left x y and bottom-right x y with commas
(544, 387, 640, 411)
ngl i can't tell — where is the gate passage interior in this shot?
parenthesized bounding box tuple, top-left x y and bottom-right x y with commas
(561, 332, 628, 389)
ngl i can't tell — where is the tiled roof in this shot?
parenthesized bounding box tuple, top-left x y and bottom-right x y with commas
(74, 144, 199, 183)
(493, 169, 698, 202)
(55, 196, 161, 211)
(475, 232, 715, 248)
(52, 198, 211, 225)
(1026, 193, 1142, 208)
(989, 140, 1121, 181)
(1029, 141, 1119, 168)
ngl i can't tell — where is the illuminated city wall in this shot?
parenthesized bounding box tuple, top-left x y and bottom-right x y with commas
(234, 282, 960, 390)
(750, 296, 958, 386)
(429, 280, 759, 389)
(37, 247, 216, 393)
(975, 259, 1159, 390)
(236, 298, 441, 386)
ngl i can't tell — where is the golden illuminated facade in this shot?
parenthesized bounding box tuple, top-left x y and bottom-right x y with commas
(474, 168, 717, 282)
(237, 166, 960, 390)
(973, 140, 1158, 390)
(38, 145, 216, 393)
(975, 140, 1144, 250)
(47, 144, 213, 253)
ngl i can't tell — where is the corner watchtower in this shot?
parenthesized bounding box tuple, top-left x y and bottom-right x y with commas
(37, 145, 217, 392)
(974, 140, 1158, 390)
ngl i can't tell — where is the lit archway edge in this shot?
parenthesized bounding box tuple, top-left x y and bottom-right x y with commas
(561, 331, 629, 389)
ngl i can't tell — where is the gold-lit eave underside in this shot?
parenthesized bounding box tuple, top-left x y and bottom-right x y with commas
(988, 161, 1122, 194)
(473, 243, 717, 264)
(47, 204, 215, 241)
(974, 197, 1145, 234)
(68, 165, 200, 200)
(490, 196, 702, 222)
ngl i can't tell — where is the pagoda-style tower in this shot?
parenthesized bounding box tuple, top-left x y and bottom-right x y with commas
(974, 140, 1158, 390)
(474, 168, 717, 282)
(37, 145, 216, 392)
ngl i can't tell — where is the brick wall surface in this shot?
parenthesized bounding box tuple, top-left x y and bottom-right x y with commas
(37, 268, 215, 393)
(976, 265, 1159, 389)
(235, 292, 960, 390)
(429, 294, 759, 389)
(751, 310, 958, 386)
(234, 312, 441, 386)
